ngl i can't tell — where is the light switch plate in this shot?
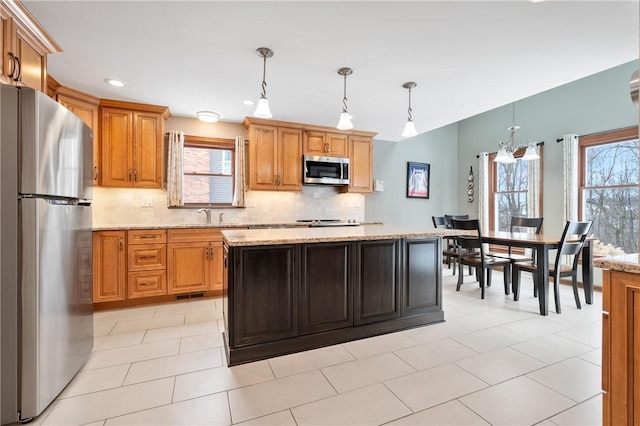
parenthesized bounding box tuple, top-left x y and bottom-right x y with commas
(373, 179, 384, 192)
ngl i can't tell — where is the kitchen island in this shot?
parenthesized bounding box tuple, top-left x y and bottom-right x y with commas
(594, 255, 640, 425)
(221, 225, 461, 366)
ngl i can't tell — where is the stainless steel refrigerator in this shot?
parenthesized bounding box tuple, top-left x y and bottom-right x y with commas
(0, 85, 93, 424)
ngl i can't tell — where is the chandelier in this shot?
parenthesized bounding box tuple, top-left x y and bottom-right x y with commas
(494, 103, 540, 164)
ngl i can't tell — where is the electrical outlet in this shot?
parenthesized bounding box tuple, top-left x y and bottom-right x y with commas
(141, 195, 153, 207)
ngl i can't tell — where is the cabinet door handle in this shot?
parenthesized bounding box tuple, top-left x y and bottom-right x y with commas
(13, 55, 20, 82)
(7, 52, 16, 79)
(138, 255, 156, 260)
(602, 311, 610, 393)
(128, 169, 133, 181)
(94, 166, 99, 181)
(139, 235, 156, 239)
(133, 169, 138, 182)
(139, 281, 154, 287)
(119, 237, 124, 251)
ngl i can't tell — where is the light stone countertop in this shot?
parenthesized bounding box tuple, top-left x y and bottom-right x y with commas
(221, 225, 466, 247)
(594, 253, 640, 274)
(92, 222, 301, 231)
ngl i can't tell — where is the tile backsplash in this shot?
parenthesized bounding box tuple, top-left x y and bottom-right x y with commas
(92, 186, 365, 228)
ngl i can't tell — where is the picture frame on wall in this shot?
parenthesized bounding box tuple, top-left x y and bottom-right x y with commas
(406, 161, 430, 199)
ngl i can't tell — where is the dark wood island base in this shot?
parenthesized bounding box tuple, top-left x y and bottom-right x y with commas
(221, 226, 453, 366)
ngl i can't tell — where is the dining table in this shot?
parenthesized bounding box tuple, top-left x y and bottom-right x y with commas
(481, 231, 593, 316)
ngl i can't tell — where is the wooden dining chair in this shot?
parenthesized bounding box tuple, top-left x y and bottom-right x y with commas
(488, 216, 544, 295)
(451, 219, 511, 299)
(511, 220, 592, 313)
(444, 214, 469, 229)
(433, 216, 459, 273)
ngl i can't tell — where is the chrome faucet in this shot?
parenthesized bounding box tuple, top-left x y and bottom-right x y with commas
(197, 208, 212, 224)
(219, 212, 224, 224)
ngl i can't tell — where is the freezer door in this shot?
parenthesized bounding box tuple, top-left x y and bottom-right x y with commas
(20, 198, 93, 420)
(19, 87, 93, 200)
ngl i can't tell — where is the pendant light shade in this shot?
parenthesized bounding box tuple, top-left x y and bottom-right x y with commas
(336, 67, 354, 130)
(337, 111, 353, 130)
(402, 121, 417, 138)
(253, 47, 274, 118)
(401, 82, 418, 137)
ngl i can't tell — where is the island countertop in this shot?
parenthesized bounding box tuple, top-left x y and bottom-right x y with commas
(594, 253, 640, 274)
(221, 224, 465, 246)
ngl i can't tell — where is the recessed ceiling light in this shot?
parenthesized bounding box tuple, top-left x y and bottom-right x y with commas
(196, 111, 220, 123)
(243, 99, 255, 106)
(104, 78, 125, 87)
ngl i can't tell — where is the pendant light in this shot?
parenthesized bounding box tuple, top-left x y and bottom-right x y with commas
(336, 67, 353, 130)
(402, 82, 417, 137)
(253, 47, 274, 118)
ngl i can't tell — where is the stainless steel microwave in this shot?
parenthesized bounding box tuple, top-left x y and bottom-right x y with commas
(303, 155, 350, 185)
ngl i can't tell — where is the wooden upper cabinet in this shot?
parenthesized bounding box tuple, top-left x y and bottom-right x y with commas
(56, 86, 100, 184)
(341, 135, 373, 193)
(245, 117, 375, 193)
(100, 100, 169, 189)
(246, 121, 302, 191)
(303, 131, 348, 157)
(278, 127, 303, 191)
(0, 1, 61, 91)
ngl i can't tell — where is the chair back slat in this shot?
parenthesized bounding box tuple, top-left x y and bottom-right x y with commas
(444, 214, 469, 229)
(432, 216, 447, 228)
(451, 219, 483, 254)
(554, 220, 592, 271)
(510, 217, 543, 234)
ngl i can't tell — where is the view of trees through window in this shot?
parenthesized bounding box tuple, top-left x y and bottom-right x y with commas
(183, 144, 234, 205)
(581, 133, 639, 255)
(491, 155, 530, 232)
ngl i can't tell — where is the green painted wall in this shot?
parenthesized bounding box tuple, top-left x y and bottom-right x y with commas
(366, 60, 639, 233)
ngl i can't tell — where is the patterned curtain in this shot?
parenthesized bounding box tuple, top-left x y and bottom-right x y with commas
(478, 152, 490, 231)
(231, 136, 246, 207)
(527, 156, 541, 218)
(562, 134, 579, 222)
(167, 130, 184, 207)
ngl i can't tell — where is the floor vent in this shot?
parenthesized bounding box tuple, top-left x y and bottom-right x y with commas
(175, 292, 205, 300)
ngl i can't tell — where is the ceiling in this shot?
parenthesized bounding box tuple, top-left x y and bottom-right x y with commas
(24, 1, 639, 142)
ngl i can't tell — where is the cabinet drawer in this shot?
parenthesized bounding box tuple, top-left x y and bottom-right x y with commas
(128, 229, 167, 244)
(167, 228, 222, 243)
(128, 244, 166, 271)
(128, 271, 167, 298)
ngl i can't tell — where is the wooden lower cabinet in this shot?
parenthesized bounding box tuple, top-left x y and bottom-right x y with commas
(354, 239, 400, 325)
(602, 270, 640, 425)
(126, 229, 167, 299)
(402, 238, 441, 316)
(300, 242, 353, 334)
(232, 245, 297, 347)
(128, 270, 166, 299)
(93, 228, 227, 306)
(93, 230, 126, 303)
(166, 228, 224, 295)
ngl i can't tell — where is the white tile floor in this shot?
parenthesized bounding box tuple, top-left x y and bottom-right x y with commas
(32, 269, 603, 426)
